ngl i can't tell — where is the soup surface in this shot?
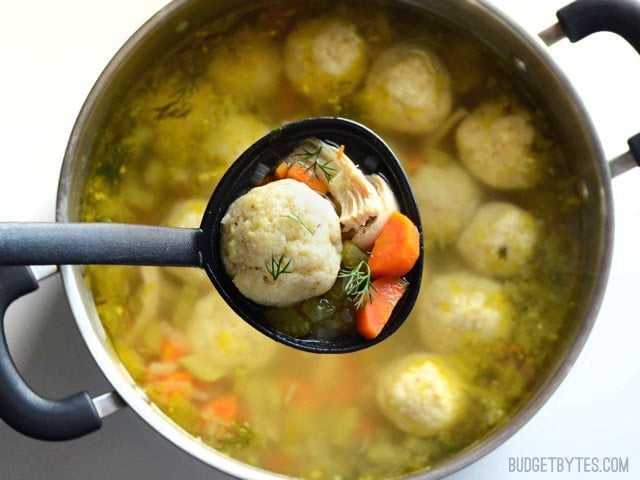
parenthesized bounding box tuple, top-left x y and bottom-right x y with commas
(80, 1, 586, 478)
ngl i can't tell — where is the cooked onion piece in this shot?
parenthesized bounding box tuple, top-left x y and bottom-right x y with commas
(377, 354, 463, 436)
(221, 179, 342, 307)
(284, 16, 368, 103)
(457, 202, 539, 278)
(411, 163, 482, 248)
(416, 271, 514, 353)
(456, 97, 545, 190)
(357, 45, 453, 134)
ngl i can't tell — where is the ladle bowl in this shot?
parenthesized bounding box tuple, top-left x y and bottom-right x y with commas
(0, 117, 423, 353)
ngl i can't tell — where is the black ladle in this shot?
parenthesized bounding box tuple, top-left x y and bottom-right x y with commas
(0, 117, 423, 353)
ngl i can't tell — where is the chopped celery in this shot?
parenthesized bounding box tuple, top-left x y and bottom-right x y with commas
(265, 307, 311, 338)
(324, 278, 349, 304)
(301, 298, 336, 324)
(179, 351, 228, 383)
(113, 341, 147, 382)
(341, 241, 368, 268)
(140, 321, 165, 357)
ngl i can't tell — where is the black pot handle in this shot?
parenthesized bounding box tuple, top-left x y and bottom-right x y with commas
(555, 0, 640, 170)
(558, 0, 640, 53)
(0, 266, 101, 440)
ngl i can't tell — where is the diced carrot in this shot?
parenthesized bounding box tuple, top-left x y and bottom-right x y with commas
(356, 416, 376, 438)
(286, 163, 329, 194)
(144, 360, 178, 383)
(356, 277, 407, 339)
(160, 337, 188, 361)
(265, 450, 291, 473)
(368, 211, 420, 278)
(405, 153, 423, 174)
(321, 356, 360, 406)
(147, 369, 194, 401)
(200, 393, 239, 423)
(278, 81, 301, 116)
(279, 376, 318, 408)
(274, 161, 289, 180)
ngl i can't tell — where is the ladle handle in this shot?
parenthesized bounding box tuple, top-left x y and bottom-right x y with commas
(0, 223, 202, 267)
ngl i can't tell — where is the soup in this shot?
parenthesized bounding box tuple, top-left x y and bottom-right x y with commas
(80, 1, 585, 478)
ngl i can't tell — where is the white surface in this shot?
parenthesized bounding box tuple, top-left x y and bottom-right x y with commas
(0, 1, 638, 479)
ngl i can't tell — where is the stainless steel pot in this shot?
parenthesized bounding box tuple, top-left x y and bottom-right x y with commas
(0, 0, 638, 478)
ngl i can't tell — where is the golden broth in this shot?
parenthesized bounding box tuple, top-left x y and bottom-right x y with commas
(81, 1, 585, 478)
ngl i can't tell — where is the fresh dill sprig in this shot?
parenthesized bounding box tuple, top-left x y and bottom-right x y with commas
(147, 30, 218, 120)
(315, 157, 338, 182)
(217, 421, 255, 452)
(284, 212, 314, 234)
(94, 141, 130, 190)
(338, 260, 375, 309)
(152, 76, 199, 120)
(292, 144, 337, 182)
(265, 254, 293, 281)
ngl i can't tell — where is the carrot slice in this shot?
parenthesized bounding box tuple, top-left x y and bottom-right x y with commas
(356, 277, 407, 339)
(286, 163, 329, 194)
(274, 161, 289, 180)
(160, 337, 188, 361)
(404, 152, 424, 174)
(265, 450, 291, 473)
(201, 393, 238, 422)
(279, 376, 318, 408)
(146, 369, 194, 401)
(200, 393, 239, 422)
(368, 211, 420, 278)
(278, 82, 301, 116)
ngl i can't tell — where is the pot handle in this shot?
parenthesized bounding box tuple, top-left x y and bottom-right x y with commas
(557, 0, 640, 54)
(0, 265, 102, 440)
(544, 0, 640, 174)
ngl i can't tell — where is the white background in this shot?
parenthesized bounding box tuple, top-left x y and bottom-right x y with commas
(0, 0, 638, 479)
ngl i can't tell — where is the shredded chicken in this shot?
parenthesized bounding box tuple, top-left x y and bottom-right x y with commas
(351, 174, 399, 249)
(286, 138, 398, 250)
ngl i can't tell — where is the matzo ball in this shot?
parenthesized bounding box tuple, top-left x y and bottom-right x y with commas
(221, 179, 342, 306)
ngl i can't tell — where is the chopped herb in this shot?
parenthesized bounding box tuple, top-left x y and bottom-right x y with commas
(217, 421, 255, 451)
(293, 144, 322, 163)
(153, 99, 191, 120)
(284, 212, 314, 234)
(153, 76, 199, 120)
(266, 254, 293, 281)
(152, 38, 209, 121)
(292, 144, 337, 182)
(94, 142, 131, 189)
(338, 260, 375, 308)
(270, 126, 284, 138)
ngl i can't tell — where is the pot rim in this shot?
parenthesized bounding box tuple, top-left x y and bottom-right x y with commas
(56, 0, 614, 478)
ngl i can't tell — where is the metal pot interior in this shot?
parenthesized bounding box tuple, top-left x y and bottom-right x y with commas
(57, 0, 612, 478)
